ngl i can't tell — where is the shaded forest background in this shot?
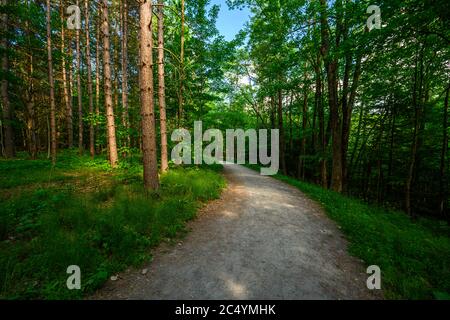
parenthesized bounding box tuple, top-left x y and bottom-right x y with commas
(0, 0, 449, 221)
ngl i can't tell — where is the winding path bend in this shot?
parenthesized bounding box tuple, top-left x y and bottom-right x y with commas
(93, 164, 379, 300)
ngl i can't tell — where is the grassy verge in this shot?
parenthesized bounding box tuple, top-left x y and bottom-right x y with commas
(246, 164, 450, 300)
(0, 150, 225, 299)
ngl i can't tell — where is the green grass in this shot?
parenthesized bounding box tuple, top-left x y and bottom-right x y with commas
(247, 164, 450, 300)
(0, 150, 226, 299)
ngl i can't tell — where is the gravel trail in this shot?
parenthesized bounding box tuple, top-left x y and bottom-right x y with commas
(92, 164, 379, 300)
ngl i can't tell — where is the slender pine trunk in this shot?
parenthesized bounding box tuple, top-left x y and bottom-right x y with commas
(26, 1, 37, 159)
(46, 0, 57, 164)
(76, 0, 83, 154)
(1, 0, 14, 158)
(121, 0, 130, 150)
(439, 85, 449, 221)
(95, 7, 101, 153)
(157, 0, 168, 173)
(178, 0, 185, 125)
(101, 0, 119, 167)
(139, 0, 159, 190)
(320, 0, 342, 192)
(85, 0, 95, 157)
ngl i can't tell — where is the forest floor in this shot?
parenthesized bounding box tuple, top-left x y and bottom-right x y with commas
(0, 151, 225, 299)
(92, 164, 379, 300)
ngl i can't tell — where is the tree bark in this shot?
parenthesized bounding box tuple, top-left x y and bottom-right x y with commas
(342, 55, 362, 191)
(288, 93, 293, 154)
(26, 0, 37, 158)
(1, 0, 14, 158)
(299, 73, 308, 180)
(349, 105, 365, 184)
(405, 107, 420, 219)
(386, 99, 396, 195)
(405, 45, 424, 219)
(95, 7, 101, 153)
(69, 41, 74, 135)
(139, 0, 159, 190)
(121, 0, 130, 150)
(340, 50, 351, 192)
(376, 115, 385, 204)
(320, 0, 342, 192)
(314, 52, 327, 189)
(439, 85, 449, 221)
(158, 0, 169, 173)
(26, 58, 37, 159)
(60, 0, 73, 148)
(178, 0, 185, 125)
(76, 0, 83, 154)
(278, 89, 286, 175)
(113, 4, 119, 135)
(101, 0, 119, 168)
(46, 0, 57, 164)
(270, 96, 276, 129)
(85, 0, 95, 157)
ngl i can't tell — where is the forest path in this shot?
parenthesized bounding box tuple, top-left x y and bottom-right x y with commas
(92, 164, 378, 300)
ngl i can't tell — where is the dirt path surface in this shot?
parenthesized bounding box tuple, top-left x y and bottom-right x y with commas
(92, 164, 379, 300)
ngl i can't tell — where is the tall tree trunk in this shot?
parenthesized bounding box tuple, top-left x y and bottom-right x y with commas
(0, 110, 3, 155)
(288, 93, 293, 154)
(26, 57, 37, 159)
(178, 0, 185, 125)
(61, 0, 73, 148)
(95, 8, 101, 153)
(278, 89, 286, 175)
(311, 88, 318, 154)
(69, 41, 74, 134)
(113, 5, 119, 133)
(76, 0, 83, 154)
(101, 0, 118, 168)
(349, 106, 365, 183)
(121, 0, 130, 149)
(1, 0, 14, 158)
(47, 115, 51, 159)
(320, 0, 342, 192)
(299, 75, 308, 179)
(26, 0, 37, 159)
(376, 115, 385, 204)
(405, 46, 424, 219)
(270, 96, 276, 129)
(139, 0, 159, 190)
(315, 52, 327, 189)
(387, 100, 396, 195)
(85, 0, 95, 157)
(158, 0, 168, 173)
(405, 105, 420, 219)
(340, 51, 351, 191)
(46, 0, 57, 164)
(342, 55, 362, 192)
(439, 85, 449, 221)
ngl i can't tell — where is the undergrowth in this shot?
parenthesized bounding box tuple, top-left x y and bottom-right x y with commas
(0, 150, 225, 299)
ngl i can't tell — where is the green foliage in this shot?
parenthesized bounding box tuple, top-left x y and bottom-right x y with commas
(226, 0, 450, 220)
(0, 153, 225, 299)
